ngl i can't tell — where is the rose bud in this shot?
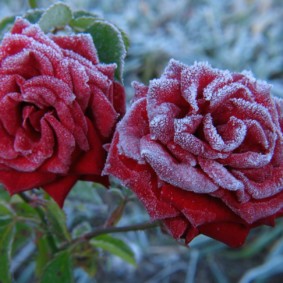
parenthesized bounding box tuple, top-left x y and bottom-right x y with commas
(104, 59, 283, 247)
(0, 18, 125, 207)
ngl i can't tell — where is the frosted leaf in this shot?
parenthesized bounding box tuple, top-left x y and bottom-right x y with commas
(203, 114, 247, 152)
(198, 157, 244, 191)
(140, 135, 218, 193)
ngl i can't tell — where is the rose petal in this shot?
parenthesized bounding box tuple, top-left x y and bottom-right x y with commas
(52, 34, 99, 65)
(104, 133, 179, 219)
(72, 119, 105, 175)
(43, 114, 75, 174)
(141, 135, 218, 193)
(0, 169, 56, 194)
(198, 157, 244, 191)
(203, 114, 247, 152)
(117, 98, 149, 162)
(43, 175, 78, 208)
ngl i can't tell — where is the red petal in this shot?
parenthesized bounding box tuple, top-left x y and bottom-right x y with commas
(198, 157, 244, 191)
(132, 81, 149, 102)
(104, 132, 179, 219)
(116, 98, 149, 162)
(43, 115, 75, 174)
(113, 82, 126, 116)
(161, 184, 242, 227)
(72, 119, 105, 175)
(52, 34, 99, 65)
(141, 135, 218, 193)
(90, 85, 118, 138)
(0, 169, 56, 194)
(43, 175, 77, 207)
(199, 222, 250, 248)
(163, 216, 188, 239)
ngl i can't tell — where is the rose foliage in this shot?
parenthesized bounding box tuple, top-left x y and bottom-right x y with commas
(104, 59, 283, 247)
(0, 18, 125, 207)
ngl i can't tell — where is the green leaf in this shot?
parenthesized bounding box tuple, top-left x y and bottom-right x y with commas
(91, 234, 136, 266)
(119, 28, 130, 52)
(44, 199, 71, 243)
(73, 243, 98, 277)
(0, 202, 13, 228)
(70, 16, 97, 31)
(0, 224, 16, 283)
(0, 202, 13, 217)
(12, 201, 39, 220)
(0, 16, 15, 40)
(40, 250, 74, 283)
(38, 3, 72, 33)
(12, 221, 33, 253)
(72, 222, 92, 238)
(72, 11, 99, 19)
(86, 20, 127, 81)
(35, 236, 53, 278)
(24, 9, 44, 24)
(0, 187, 10, 201)
(28, 0, 38, 9)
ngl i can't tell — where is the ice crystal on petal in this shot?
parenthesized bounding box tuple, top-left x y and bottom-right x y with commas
(140, 136, 218, 193)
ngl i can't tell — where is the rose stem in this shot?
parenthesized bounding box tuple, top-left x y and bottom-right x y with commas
(59, 220, 161, 251)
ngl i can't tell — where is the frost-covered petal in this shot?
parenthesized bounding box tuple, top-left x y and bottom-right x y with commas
(203, 114, 247, 152)
(117, 98, 149, 162)
(198, 157, 244, 191)
(104, 133, 179, 219)
(51, 34, 99, 65)
(140, 135, 218, 193)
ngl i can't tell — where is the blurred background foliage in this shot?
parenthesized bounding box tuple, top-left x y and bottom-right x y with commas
(0, 0, 283, 282)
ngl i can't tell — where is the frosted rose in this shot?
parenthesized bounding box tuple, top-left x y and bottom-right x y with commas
(104, 59, 283, 247)
(0, 18, 125, 207)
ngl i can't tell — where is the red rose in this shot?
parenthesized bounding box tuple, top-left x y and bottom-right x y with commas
(0, 18, 125, 207)
(104, 59, 283, 247)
